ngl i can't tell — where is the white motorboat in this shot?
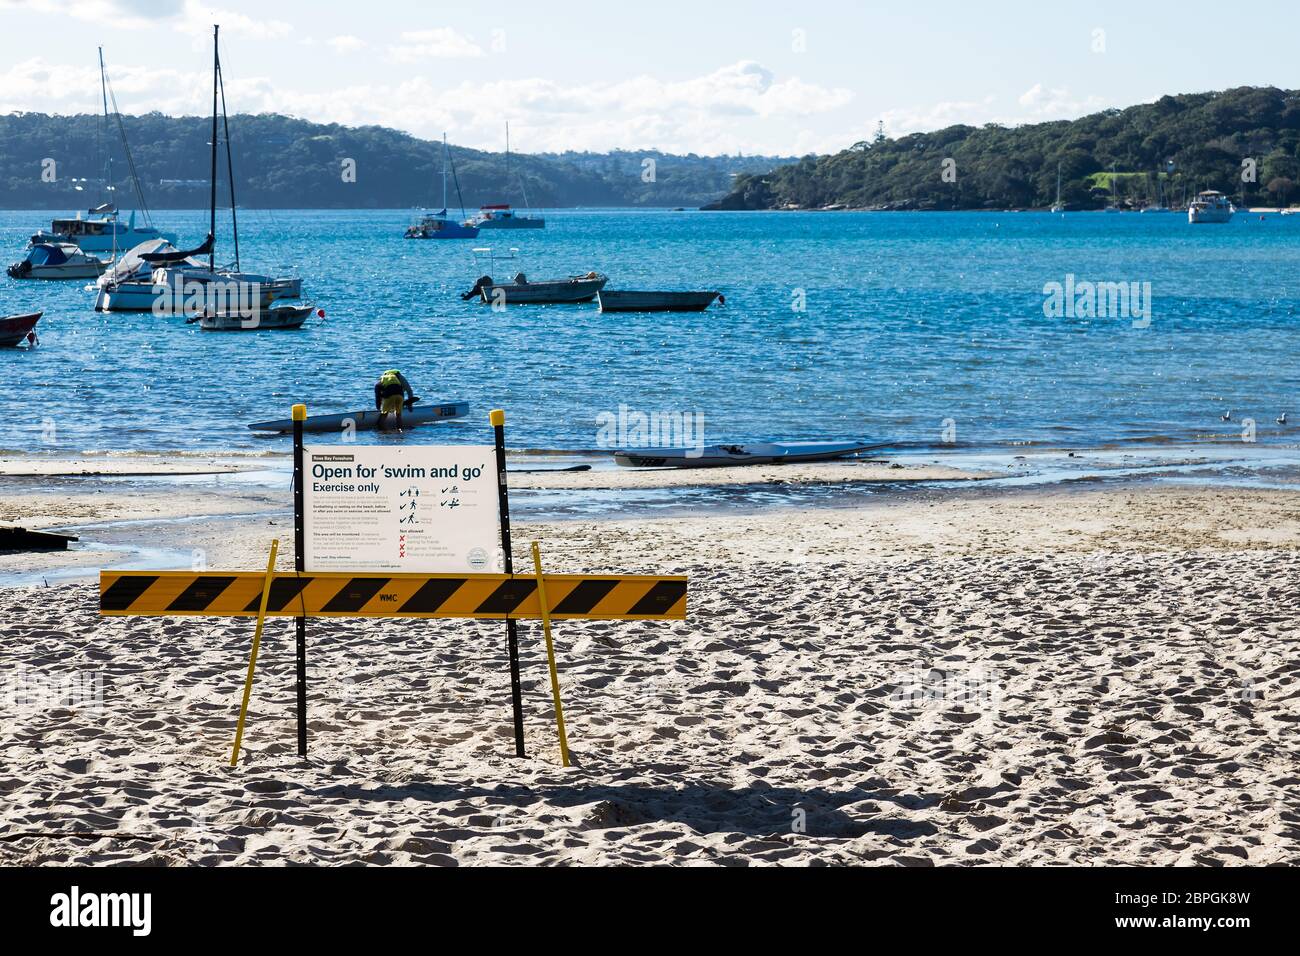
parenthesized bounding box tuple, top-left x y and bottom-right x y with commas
(1189, 191, 1234, 224)
(8, 243, 107, 280)
(31, 208, 176, 256)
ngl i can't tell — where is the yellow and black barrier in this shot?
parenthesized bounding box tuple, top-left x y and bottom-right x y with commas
(99, 570, 688, 621)
(100, 406, 688, 766)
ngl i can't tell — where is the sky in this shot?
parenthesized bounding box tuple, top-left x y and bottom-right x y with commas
(0, 0, 1297, 157)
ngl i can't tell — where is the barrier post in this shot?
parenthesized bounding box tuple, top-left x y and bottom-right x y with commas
(491, 409, 526, 758)
(230, 539, 279, 767)
(292, 403, 308, 758)
(531, 541, 571, 767)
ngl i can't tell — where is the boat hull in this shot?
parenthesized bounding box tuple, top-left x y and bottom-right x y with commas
(8, 261, 106, 280)
(480, 276, 607, 304)
(199, 304, 314, 331)
(0, 312, 42, 347)
(31, 226, 177, 255)
(598, 290, 721, 313)
(96, 272, 302, 313)
(615, 441, 876, 469)
(474, 218, 545, 230)
(248, 401, 470, 434)
(406, 218, 480, 240)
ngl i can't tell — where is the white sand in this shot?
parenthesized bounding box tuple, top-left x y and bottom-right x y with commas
(1, 482, 1297, 865)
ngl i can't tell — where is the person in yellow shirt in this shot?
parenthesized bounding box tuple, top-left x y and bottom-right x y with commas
(374, 369, 415, 431)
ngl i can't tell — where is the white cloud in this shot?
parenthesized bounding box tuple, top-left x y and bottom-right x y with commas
(880, 96, 998, 136)
(388, 28, 484, 62)
(327, 35, 365, 54)
(878, 86, 1118, 140)
(1017, 83, 1108, 118)
(0, 56, 851, 155)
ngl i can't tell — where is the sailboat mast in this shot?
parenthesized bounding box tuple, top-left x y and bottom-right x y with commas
(209, 25, 220, 272)
(98, 48, 111, 207)
(442, 132, 449, 210)
(218, 53, 240, 272)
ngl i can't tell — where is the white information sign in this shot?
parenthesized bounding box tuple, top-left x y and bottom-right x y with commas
(302, 445, 500, 574)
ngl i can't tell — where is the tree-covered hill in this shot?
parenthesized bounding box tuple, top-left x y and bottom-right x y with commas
(704, 87, 1300, 211)
(0, 111, 789, 210)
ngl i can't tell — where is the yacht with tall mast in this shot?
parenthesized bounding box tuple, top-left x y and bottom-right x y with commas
(405, 134, 479, 239)
(95, 26, 303, 314)
(468, 122, 546, 229)
(31, 48, 176, 256)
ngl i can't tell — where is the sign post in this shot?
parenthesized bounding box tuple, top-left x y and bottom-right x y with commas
(292, 403, 308, 758)
(491, 409, 526, 758)
(230, 539, 279, 767)
(531, 541, 571, 767)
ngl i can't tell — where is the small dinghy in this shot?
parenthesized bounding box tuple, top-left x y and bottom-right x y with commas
(0, 312, 42, 348)
(193, 303, 320, 332)
(598, 290, 722, 313)
(249, 400, 470, 434)
(462, 248, 606, 304)
(615, 441, 875, 469)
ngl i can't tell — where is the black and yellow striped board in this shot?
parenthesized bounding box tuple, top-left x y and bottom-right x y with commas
(99, 570, 688, 621)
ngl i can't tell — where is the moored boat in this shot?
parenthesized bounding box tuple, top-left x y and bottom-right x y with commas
(405, 134, 479, 240)
(598, 290, 722, 312)
(194, 303, 319, 331)
(248, 400, 470, 434)
(31, 208, 176, 256)
(0, 312, 42, 347)
(477, 272, 607, 304)
(1189, 190, 1234, 224)
(615, 441, 878, 469)
(468, 123, 546, 230)
(8, 243, 107, 280)
(468, 204, 546, 230)
(96, 28, 304, 314)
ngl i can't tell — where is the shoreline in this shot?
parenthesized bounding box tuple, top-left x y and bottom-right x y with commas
(3, 443, 1299, 588)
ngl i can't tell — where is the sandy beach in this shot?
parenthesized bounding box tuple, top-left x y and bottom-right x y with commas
(1, 457, 1297, 866)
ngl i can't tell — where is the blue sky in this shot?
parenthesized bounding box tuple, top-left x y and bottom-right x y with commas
(1, 0, 1297, 155)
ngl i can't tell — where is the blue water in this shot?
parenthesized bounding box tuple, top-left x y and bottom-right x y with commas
(2, 208, 1299, 454)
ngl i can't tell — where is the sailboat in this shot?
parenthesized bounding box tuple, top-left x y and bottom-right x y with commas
(468, 122, 545, 229)
(405, 134, 479, 239)
(96, 26, 305, 317)
(1142, 175, 1172, 212)
(30, 49, 176, 256)
(1050, 163, 1064, 213)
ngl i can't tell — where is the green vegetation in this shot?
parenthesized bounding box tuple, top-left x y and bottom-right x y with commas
(705, 87, 1300, 211)
(0, 112, 789, 209)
